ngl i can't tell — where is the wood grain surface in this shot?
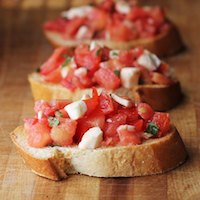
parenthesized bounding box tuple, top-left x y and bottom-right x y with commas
(0, 0, 200, 199)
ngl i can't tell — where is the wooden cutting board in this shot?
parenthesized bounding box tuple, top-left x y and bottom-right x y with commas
(0, 0, 200, 199)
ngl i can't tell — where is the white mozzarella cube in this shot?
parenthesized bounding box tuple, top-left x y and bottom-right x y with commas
(116, 1, 131, 14)
(64, 100, 87, 120)
(74, 67, 87, 77)
(109, 50, 120, 59)
(111, 93, 133, 108)
(78, 127, 103, 149)
(137, 50, 161, 71)
(89, 41, 97, 51)
(117, 124, 135, 133)
(61, 6, 92, 19)
(61, 67, 70, 78)
(37, 111, 43, 120)
(76, 26, 89, 40)
(120, 67, 140, 88)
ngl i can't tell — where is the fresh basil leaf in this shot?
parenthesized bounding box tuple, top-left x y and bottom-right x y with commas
(48, 116, 60, 127)
(146, 122, 159, 136)
(112, 51, 119, 56)
(62, 56, 72, 68)
(114, 70, 120, 77)
(96, 49, 101, 56)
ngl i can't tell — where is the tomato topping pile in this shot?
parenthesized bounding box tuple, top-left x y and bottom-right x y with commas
(24, 89, 171, 148)
(38, 44, 174, 91)
(44, 0, 170, 41)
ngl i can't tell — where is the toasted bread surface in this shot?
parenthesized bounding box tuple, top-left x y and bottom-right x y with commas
(10, 125, 187, 180)
(44, 25, 183, 57)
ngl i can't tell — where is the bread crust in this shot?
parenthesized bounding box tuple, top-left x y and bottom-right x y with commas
(29, 73, 182, 111)
(10, 125, 187, 180)
(133, 82, 182, 111)
(44, 24, 183, 57)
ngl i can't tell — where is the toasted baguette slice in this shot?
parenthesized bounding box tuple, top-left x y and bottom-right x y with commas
(29, 73, 182, 111)
(10, 125, 187, 181)
(44, 25, 183, 57)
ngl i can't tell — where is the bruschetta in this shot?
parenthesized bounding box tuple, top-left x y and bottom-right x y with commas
(29, 44, 182, 111)
(10, 89, 187, 180)
(43, 0, 183, 56)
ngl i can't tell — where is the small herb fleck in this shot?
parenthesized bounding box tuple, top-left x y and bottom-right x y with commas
(62, 55, 72, 68)
(48, 116, 60, 127)
(112, 51, 119, 56)
(114, 70, 120, 77)
(96, 49, 101, 56)
(146, 122, 159, 136)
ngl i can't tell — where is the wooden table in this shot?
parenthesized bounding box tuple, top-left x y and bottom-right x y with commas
(0, 0, 200, 199)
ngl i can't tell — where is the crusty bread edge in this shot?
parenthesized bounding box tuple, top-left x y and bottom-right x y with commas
(44, 24, 183, 57)
(28, 73, 182, 111)
(133, 81, 182, 111)
(10, 125, 187, 180)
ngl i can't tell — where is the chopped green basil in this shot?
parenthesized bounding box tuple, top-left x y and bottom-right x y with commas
(114, 70, 120, 77)
(48, 116, 60, 127)
(62, 55, 72, 68)
(96, 49, 101, 56)
(146, 122, 159, 136)
(112, 51, 119, 56)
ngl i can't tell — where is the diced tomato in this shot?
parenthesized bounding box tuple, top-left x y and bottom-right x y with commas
(107, 23, 138, 41)
(100, 59, 123, 71)
(44, 67, 62, 83)
(118, 126, 142, 145)
(119, 50, 135, 66)
(74, 70, 93, 88)
(74, 44, 101, 74)
(150, 7, 165, 26)
(151, 72, 173, 85)
(88, 8, 108, 31)
(101, 46, 110, 61)
(157, 63, 169, 75)
(63, 17, 86, 39)
(94, 68, 121, 90)
(34, 100, 56, 117)
(118, 107, 139, 123)
(40, 47, 72, 75)
(50, 99, 71, 110)
(151, 112, 170, 137)
(25, 121, 52, 148)
(43, 18, 68, 33)
(99, 92, 114, 114)
(101, 135, 119, 146)
(131, 47, 144, 58)
(50, 119, 77, 146)
(104, 113, 127, 137)
(99, 0, 115, 12)
(84, 87, 99, 115)
(137, 103, 154, 120)
(133, 119, 144, 132)
(75, 109, 105, 142)
(127, 6, 149, 20)
(61, 69, 87, 90)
